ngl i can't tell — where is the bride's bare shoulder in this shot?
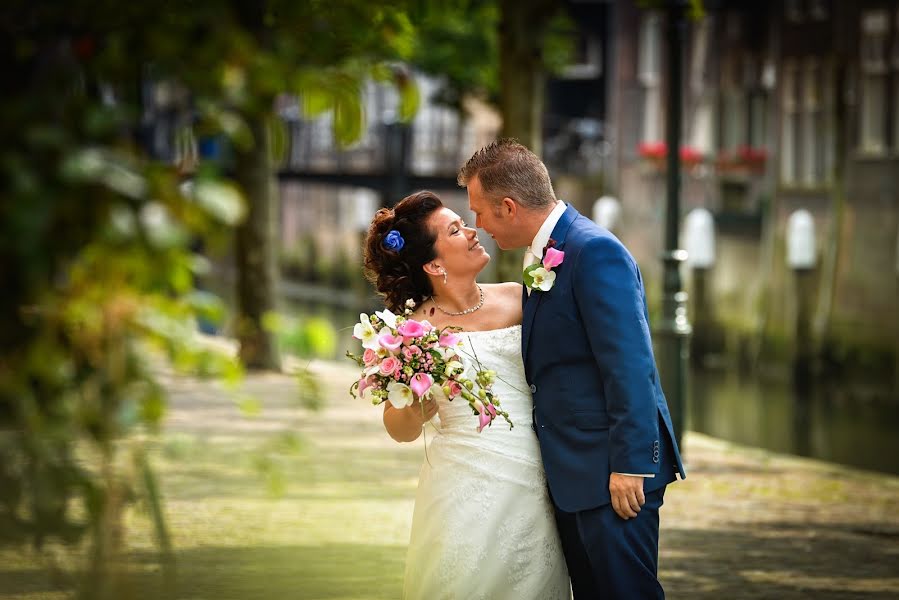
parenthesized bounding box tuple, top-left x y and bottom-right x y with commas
(483, 281, 523, 300)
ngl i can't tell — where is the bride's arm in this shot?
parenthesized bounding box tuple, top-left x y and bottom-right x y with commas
(382, 397, 438, 443)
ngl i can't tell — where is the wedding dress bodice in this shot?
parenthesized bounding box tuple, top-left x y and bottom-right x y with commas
(404, 325, 570, 600)
(432, 325, 540, 452)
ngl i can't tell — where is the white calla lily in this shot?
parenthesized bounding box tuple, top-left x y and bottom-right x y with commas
(387, 381, 415, 409)
(375, 308, 398, 328)
(530, 267, 557, 291)
(354, 319, 379, 350)
(445, 360, 464, 375)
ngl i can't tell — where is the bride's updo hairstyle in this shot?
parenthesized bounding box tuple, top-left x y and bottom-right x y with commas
(364, 191, 444, 312)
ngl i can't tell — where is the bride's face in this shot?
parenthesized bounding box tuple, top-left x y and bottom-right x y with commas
(428, 207, 490, 277)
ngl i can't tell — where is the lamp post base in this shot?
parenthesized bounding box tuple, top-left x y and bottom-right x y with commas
(655, 250, 692, 455)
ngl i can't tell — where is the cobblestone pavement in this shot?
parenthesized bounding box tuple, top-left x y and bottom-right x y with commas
(160, 357, 899, 600)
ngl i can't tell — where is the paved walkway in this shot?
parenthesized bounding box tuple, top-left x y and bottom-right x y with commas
(162, 356, 899, 599)
(3, 353, 896, 600)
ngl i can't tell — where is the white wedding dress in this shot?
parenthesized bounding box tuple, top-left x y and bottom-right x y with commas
(403, 325, 570, 600)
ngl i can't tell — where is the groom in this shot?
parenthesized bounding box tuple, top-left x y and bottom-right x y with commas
(459, 139, 685, 599)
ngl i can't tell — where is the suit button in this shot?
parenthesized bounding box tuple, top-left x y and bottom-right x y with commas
(529, 384, 537, 393)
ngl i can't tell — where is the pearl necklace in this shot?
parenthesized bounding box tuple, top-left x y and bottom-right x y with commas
(431, 284, 485, 316)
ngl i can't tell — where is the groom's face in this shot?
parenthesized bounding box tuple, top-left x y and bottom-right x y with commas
(467, 176, 516, 250)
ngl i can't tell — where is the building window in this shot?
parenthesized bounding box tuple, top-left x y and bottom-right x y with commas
(639, 12, 663, 143)
(801, 59, 820, 185)
(721, 57, 747, 152)
(859, 10, 889, 155)
(780, 59, 834, 187)
(748, 90, 767, 150)
(822, 65, 836, 178)
(688, 18, 715, 156)
(781, 61, 799, 184)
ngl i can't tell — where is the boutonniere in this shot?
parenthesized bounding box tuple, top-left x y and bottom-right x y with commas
(523, 242, 565, 292)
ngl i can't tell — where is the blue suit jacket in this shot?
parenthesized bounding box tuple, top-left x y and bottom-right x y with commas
(523, 204, 686, 513)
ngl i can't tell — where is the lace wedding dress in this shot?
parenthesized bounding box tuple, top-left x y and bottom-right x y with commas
(403, 325, 570, 600)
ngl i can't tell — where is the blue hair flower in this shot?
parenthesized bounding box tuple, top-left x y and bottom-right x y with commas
(383, 229, 405, 252)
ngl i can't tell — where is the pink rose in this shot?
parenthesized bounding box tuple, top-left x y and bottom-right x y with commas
(402, 347, 414, 361)
(439, 332, 460, 347)
(447, 381, 463, 398)
(398, 319, 425, 339)
(378, 332, 404, 352)
(543, 247, 565, 269)
(410, 373, 433, 398)
(363, 348, 378, 365)
(379, 356, 401, 376)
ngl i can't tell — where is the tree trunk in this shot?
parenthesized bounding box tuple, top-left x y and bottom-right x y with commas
(499, 0, 555, 152)
(495, 0, 558, 282)
(234, 115, 281, 370)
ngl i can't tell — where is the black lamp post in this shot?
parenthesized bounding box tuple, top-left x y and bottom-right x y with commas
(655, 0, 692, 454)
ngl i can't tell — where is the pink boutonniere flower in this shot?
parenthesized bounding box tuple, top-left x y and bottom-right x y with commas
(523, 243, 565, 292)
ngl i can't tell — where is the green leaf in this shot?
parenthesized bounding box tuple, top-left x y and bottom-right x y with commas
(523, 264, 540, 289)
(262, 311, 285, 334)
(212, 109, 254, 151)
(296, 71, 332, 117)
(108, 205, 137, 239)
(62, 148, 148, 199)
(397, 76, 420, 122)
(304, 317, 337, 359)
(297, 368, 323, 411)
(170, 259, 193, 294)
(140, 202, 187, 249)
(185, 290, 226, 325)
(139, 385, 167, 428)
(273, 431, 305, 455)
(333, 92, 364, 146)
(235, 395, 262, 418)
(192, 180, 247, 225)
(269, 116, 288, 164)
(370, 63, 393, 83)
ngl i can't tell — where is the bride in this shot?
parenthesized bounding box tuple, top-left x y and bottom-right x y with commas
(363, 191, 570, 599)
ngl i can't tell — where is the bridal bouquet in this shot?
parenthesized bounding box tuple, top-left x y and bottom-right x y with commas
(347, 301, 512, 432)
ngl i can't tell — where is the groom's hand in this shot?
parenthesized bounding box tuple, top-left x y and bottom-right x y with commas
(609, 473, 646, 520)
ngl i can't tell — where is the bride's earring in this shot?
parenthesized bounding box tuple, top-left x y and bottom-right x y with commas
(441, 269, 448, 285)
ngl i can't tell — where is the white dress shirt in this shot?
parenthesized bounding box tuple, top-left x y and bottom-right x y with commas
(527, 201, 567, 263)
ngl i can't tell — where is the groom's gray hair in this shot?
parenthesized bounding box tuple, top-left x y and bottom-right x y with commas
(457, 139, 557, 211)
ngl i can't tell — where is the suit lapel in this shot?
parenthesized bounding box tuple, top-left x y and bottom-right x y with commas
(521, 204, 579, 362)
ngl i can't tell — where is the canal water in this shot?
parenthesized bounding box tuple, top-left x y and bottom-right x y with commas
(688, 368, 899, 476)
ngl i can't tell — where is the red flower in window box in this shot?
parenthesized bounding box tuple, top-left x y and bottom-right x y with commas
(638, 141, 667, 160)
(736, 145, 768, 167)
(679, 145, 704, 166)
(638, 142, 705, 168)
(716, 146, 768, 175)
